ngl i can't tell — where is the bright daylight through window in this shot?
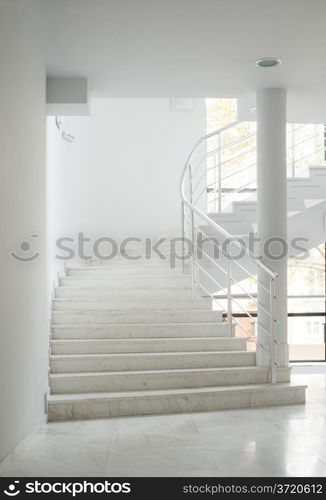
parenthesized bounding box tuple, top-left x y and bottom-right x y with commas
(206, 99, 326, 361)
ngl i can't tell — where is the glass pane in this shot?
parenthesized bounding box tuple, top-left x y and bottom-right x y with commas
(289, 298, 325, 314)
(286, 123, 325, 177)
(288, 245, 325, 297)
(289, 316, 325, 361)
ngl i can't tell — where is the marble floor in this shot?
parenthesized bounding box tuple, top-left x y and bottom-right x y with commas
(2, 367, 326, 477)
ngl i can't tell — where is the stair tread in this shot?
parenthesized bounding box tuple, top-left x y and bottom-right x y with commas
(63, 271, 191, 282)
(54, 299, 203, 302)
(53, 308, 215, 312)
(50, 350, 251, 359)
(58, 286, 192, 290)
(48, 383, 306, 402)
(50, 365, 268, 378)
(67, 267, 182, 271)
(53, 322, 226, 327)
(50, 337, 241, 343)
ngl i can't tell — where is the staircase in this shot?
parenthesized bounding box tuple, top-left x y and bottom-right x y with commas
(47, 120, 316, 421)
(195, 166, 326, 290)
(181, 121, 326, 292)
(47, 252, 305, 421)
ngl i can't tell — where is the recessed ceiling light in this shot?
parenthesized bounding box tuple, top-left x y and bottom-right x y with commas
(256, 58, 282, 68)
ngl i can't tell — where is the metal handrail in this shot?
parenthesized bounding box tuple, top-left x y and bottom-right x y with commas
(180, 121, 279, 384)
(213, 293, 326, 300)
(191, 132, 255, 195)
(182, 195, 277, 278)
(286, 132, 322, 153)
(180, 126, 278, 279)
(180, 120, 325, 384)
(289, 146, 326, 169)
(200, 122, 325, 212)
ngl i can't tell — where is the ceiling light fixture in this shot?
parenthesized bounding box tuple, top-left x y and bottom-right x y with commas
(256, 58, 282, 68)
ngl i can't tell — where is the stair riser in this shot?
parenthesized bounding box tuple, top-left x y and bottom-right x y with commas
(67, 268, 186, 277)
(60, 277, 192, 288)
(52, 310, 223, 325)
(47, 386, 306, 421)
(55, 288, 194, 299)
(50, 368, 267, 393)
(288, 185, 326, 199)
(77, 259, 189, 269)
(50, 338, 247, 354)
(287, 198, 306, 211)
(235, 207, 303, 220)
(50, 352, 256, 373)
(52, 298, 211, 311)
(309, 171, 326, 183)
(52, 323, 230, 339)
(233, 209, 257, 223)
(68, 250, 185, 260)
(81, 245, 186, 261)
(207, 219, 253, 234)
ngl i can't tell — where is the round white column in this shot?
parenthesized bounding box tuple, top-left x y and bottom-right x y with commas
(256, 88, 289, 369)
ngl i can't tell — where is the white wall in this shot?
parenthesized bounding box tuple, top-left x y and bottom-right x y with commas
(47, 98, 206, 267)
(0, 0, 47, 463)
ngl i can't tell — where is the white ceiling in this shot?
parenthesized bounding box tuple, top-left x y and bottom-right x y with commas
(42, 0, 326, 121)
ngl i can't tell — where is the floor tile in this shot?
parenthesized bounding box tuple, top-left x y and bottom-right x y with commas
(2, 367, 326, 477)
(106, 449, 218, 476)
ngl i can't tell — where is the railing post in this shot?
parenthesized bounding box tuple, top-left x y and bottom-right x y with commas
(218, 134, 222, 213)
(181, 200, 185, 275)
(270, 277, 277, 384)
(188, 163, 196, 297)
(227, 257, 233, 337)
(291, 122, 295, 178)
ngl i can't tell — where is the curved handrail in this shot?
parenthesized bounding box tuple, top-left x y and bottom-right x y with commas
(180, 119, 325, 384)
(186, 122, 325, 212)
(180, 123, 278, 280)
(182, 120, 240, 173)
(180, 120, 279, 383)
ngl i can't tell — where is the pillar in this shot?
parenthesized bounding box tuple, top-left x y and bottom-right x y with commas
(256, 88, 289, 370)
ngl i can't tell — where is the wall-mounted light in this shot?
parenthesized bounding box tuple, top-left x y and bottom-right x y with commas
(55, 116, 76, 142)
(256, 58, 282, 68)
(55, 116, 64, 130)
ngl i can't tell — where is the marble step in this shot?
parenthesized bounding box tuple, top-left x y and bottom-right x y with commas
(52, 297, 211, 311)
(49, 366, 290, 394)
(52, 322, 230, 339)
(102, 240, 184, 254)
(50, 337, 246, 354)
(50, 350, 255, 373)
(59, 275, 192, 288)
(67, 267, 185, 277)
(55, 287, 194, 299)
(75, 257, 188, 268)
(51, 309, 223, 325)
(47, 383, 306, 421)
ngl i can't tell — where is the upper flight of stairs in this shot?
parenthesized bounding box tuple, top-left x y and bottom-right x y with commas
(199, 166, 326, 290)
(210, 166, 326, 240)
(47, 255, 305, 421)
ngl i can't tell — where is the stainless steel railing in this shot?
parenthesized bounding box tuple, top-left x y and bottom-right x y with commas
(200, 121, 325, 214)
(180, 123, 280, 383)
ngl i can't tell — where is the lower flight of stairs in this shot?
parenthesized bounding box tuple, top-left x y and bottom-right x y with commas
(47, 259, 305, 421)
